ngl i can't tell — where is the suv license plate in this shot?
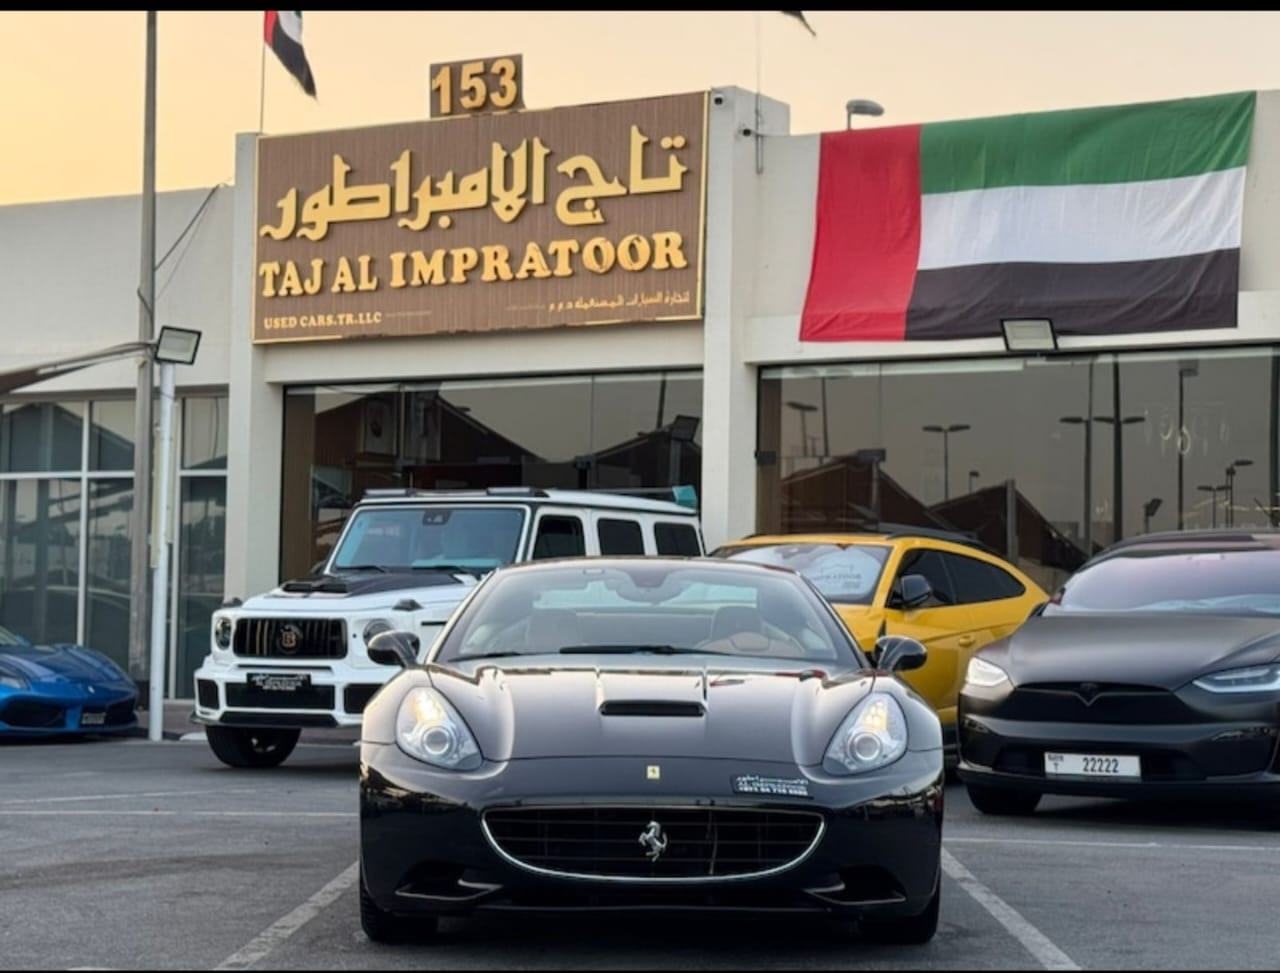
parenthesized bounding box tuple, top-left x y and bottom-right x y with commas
(1044, 752, 1140, 778)
(248, 672, 311, 692)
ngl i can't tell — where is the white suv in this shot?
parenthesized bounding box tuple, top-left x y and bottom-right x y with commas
(192, 486, 705, 768)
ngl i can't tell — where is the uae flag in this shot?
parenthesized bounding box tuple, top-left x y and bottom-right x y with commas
(265, 11, 316, 97)
(799, 91, 1256, 342)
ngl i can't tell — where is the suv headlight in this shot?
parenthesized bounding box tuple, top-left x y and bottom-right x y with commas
(1193, 664, 1280, 694)
(395, 687, 482, 771)
(213, 616, 233, 649)
(363, 619, 395, 645)
(823, 692, 908, 776)
(965, 657, 1010, 689)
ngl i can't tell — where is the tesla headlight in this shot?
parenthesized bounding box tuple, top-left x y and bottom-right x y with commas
(394, 686, 482, 771)
(823, 692, 908, 776)
(1193, 664, 1280, 694)
(363, 619, 394, 644)
(965, 657, 1010, 689)
(213, 616, 233, 649)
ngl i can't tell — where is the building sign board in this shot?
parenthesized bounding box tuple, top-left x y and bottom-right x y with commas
(253, 90, 708, 343)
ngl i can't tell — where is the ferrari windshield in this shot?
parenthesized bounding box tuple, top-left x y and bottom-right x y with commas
(1048, 548, 1280, 616)
(436, 561, 864, 665)
(329, 505, 526, 573)
(712, 542, 891, 605)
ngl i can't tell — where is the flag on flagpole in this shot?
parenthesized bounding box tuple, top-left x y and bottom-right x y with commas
(264, 11, 316, 97)
(780, 11, 816, 36)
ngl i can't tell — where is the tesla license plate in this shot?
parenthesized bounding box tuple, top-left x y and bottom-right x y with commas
(80, 711, 106, 726)
(1044, 752, 1140, 778)
(248, 672, 310, 692)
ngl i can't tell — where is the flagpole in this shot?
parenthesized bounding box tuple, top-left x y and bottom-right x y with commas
(129, 9, 158, 728)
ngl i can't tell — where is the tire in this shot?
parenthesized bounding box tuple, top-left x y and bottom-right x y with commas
(861, 881, 940, 945)
(359, 869, 437, 944)
(205, 726, 301, 769)
(966, 783, 1042, 816)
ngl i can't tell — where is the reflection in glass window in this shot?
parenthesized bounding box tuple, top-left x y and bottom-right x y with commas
(175, 477, 226, 696)
(85, 479, 133, 669)
(0, 479, 81, 645)
(182, 397, 228, 470)
(280, 372, 703, 580)
(0, 402, 83, 473)
(88, 400, 135, 472)
(758, 347, 1280, 594)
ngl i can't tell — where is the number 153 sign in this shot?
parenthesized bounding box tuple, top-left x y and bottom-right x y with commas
(429, 54, 524, 118)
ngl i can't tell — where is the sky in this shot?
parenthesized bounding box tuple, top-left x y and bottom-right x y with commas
(6, 10, 1280, 207)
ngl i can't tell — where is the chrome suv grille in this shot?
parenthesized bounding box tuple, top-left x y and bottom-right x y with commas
(482, 806, 824, 881)
(232, 618, 347, 660)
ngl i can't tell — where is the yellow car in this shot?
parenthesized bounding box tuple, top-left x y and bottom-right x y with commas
(710, 529, 1049, 760)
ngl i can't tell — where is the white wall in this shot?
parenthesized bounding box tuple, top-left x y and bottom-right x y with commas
(0, 187, 234, 394)
(745, 88, 1280, 364)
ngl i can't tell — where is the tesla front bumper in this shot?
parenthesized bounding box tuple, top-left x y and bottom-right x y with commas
(359, 746, 943, 921)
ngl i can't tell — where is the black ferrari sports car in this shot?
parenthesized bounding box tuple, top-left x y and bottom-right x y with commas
(358, 556, 944, 943)
(958, 528, 1280, 815)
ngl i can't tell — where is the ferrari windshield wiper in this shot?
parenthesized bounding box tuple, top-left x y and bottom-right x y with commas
(459, 651, 525, 660)
(559, 644, 734, 656)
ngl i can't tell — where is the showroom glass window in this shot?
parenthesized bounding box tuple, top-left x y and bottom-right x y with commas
(757, 347, 1280, 593)
(0, 395, 228, 696)
(279, 371, 703, 580)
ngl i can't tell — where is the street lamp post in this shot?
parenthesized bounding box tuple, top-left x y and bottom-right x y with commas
(846, 98, 885, 128)
(1093, 413, 1145, 541)
(968, 470, 980, 494)
(922, 423, 970, 501)
(1225, 458, 1253, 527)
(1198, 483, 1229, 528)
(1177, 361, 1199, 529)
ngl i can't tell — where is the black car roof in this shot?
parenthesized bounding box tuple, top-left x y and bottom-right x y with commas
(487, 554, 799, 578)
(1093, 528, 1280, 561)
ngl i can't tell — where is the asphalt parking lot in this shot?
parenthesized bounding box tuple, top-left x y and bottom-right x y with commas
(4, 729, 1279, 971)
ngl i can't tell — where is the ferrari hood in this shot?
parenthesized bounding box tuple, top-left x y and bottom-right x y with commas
(994, 613, 1280, 690)
(0, 645, 133, 688)
(428, 661, 875, 765)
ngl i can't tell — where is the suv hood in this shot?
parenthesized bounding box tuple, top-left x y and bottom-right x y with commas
(236, 571, 479, 618)
(428, 661, 875, 764)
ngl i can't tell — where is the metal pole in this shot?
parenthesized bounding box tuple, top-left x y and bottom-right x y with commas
(820, 377, 830, 458)
(148, 362, 175, 741)
(942, 431, 950, 501)
(1083, 363, 1094, 553)
(128, 10, 157, 691)
(1112, 359, 1124, 541)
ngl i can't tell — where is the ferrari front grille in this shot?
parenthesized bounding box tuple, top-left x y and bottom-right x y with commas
(481, 805, 824, 882)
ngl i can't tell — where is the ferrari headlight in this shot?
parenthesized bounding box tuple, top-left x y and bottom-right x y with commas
(965, 657, 1010, 689)
(213, 616, 233, 649)
(0, 668, 27, 690)
(363, 619, 394, 645)
(1193, 664, 1280, 694)
(823, 692, 908, 776)
(395, 686, 482, 771)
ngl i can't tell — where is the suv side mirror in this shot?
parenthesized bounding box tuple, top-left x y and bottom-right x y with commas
(874, 635, 928, 673)
(894, 574, 933, 610)
(367, 630, 421, 669)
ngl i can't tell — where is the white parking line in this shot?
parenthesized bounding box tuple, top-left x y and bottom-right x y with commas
(941, 848, 1080, 971)
(948, 835, 1280, 854)
(214, 861, 359, 971)
(2, 810, 349, 818)
(0, 788, 256, 806)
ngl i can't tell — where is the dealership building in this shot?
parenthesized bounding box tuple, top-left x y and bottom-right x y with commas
(3, 85, 1279, 699)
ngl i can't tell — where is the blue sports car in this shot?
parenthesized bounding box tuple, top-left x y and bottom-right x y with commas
(0, 625, 139, 737)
